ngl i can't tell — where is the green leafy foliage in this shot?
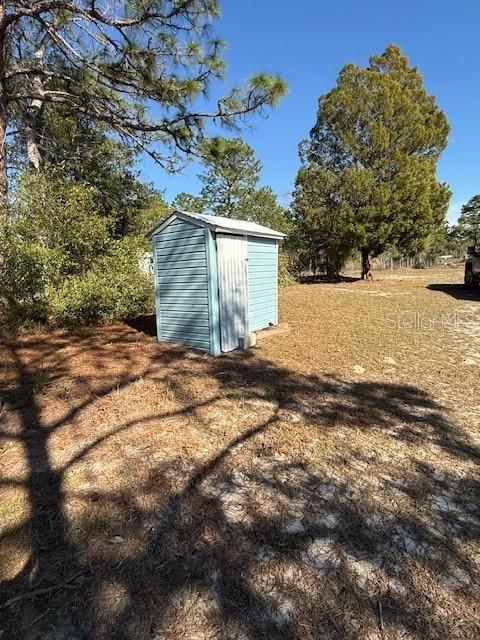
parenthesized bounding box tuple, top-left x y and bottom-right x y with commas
(0, 1, 286, 213)
(0, 171, 154, 329)
(243, 187, 292, 235)
(198, 137, 261, 217)
(51, 273, 118, 327)
(132, 192, 171, 238)
(0, 229, 62, 324)
(13, 106, 170, 239)
(423, 223, 450, 258)
(171, 137, 292, 234)
(51, 238, 153, 327)
(294, 44, 451, 277)
(455, 195, 480, 244)
(14, 172, 110, 275)
(171, 192, 205, 213)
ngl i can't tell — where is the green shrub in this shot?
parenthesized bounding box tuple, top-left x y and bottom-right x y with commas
(51, 272, 115, 326)
(52, 237, 153, 326)
(1, 172, 154, 330)
(0, 230, 62, 325)
(14, 171, 110, 275)
(97, 236, 154, 319)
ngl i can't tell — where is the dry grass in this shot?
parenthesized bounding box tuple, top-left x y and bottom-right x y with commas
(0, 266, 479, 639)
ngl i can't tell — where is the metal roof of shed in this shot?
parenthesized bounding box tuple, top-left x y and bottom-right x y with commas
(149, 210, 286, 240)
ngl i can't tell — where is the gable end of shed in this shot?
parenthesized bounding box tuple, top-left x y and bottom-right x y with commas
(152, 217, 215, 353)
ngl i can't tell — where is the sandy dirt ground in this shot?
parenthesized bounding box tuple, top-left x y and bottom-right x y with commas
(0, 266, 479, 639)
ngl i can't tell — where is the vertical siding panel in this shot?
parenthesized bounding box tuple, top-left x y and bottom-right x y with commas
(275, 239, 279, 324)
(152, 235, 162, 343)
(153, 217, 211, 352)
(247, 237, 279, 332)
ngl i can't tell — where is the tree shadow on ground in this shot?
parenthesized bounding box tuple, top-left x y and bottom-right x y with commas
(0, 329, 478, 639)
(298, 274, 361, 284)
(427, 283, 480, 301)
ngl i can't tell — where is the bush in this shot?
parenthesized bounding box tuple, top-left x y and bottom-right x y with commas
(97, 236, 154, 319)
(0, 230, 62, 325)
(51, 272, 115, 326)
(52, 237, 153, 326)
(14, 171, 110, 275)
(1, 172, 154, 330)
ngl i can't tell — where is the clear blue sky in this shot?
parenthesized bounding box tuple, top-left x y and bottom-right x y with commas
(141, 0, 480, 223)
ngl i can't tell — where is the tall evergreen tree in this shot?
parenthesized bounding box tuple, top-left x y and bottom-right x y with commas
(0, 1, 286, 216)
(294, 44, 451, 278)
(242, 186, 291, 235)
(171, 192, 205, 214)
(198, 136, 261, 217)
(172, 136, 291, 232)
(456, 195, 480, 244)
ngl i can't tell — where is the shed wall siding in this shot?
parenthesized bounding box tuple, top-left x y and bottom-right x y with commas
(153, 218, 211, 351)
(247, 237, 278, 332)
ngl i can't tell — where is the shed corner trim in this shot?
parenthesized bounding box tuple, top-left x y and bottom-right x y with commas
(205, 228, 221, 356)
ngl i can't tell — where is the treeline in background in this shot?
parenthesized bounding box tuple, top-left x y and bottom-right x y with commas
(0, 3, 478, 331)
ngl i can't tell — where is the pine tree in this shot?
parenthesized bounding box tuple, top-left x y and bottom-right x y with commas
(242, 186, 291, 234)
(294, 44, 451, 278)
(198, 137, 261, 217)
(171, 192, 205, 214)
(0, 1, 286, 216)
(173, 136, 291, 232)
(457, 195, 480, 244)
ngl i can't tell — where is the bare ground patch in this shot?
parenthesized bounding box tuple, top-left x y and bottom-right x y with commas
(0, 267, 479, 639)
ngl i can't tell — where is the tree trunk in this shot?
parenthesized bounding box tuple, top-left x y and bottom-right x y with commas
(326, 256, 340, 278)
(0, 98, 7, 220)
(25, 41, 47, 171)
(361, 248, 371, 279)
(0, 2, 8, 220)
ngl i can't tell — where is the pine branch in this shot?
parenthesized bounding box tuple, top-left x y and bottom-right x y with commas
(0, 0, 286, 184)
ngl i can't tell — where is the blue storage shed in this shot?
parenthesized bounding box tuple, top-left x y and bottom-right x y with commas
(149, 211, 285, 356)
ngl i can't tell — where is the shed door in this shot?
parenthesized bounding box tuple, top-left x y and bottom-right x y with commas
(216, 234, 248, 352)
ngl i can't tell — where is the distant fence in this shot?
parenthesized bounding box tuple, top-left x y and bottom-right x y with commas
(376, 256, 437, 270)
(343, 255, 461, 272)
